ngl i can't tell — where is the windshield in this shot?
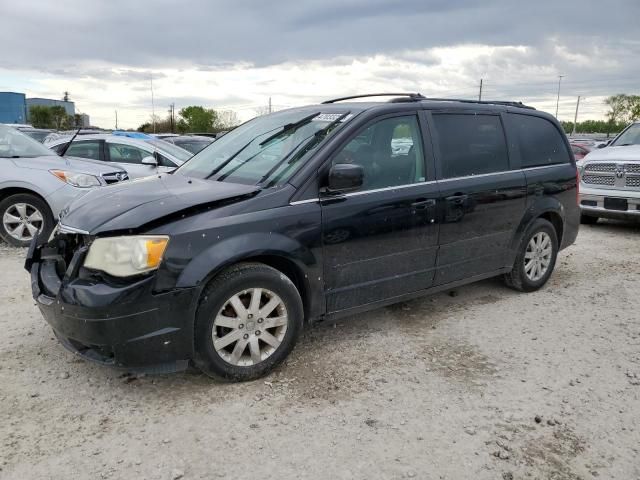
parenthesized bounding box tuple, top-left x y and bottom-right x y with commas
(611, 123, 640, 146)
(0, 125, 56, 158)
(177, 109, 352, 186)
(146, 139, 193, 162)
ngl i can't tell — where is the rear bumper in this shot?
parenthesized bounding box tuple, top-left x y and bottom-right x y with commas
(29, 251, 199, 373)
(579, 186, 640, 220)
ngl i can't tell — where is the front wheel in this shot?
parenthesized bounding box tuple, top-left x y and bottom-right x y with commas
(0, 193, 54, 247)
(193, 263, 304, 381)
(504, 218, 558, 292)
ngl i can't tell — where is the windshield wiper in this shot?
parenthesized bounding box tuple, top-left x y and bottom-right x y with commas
(258, 112, 320, 147)
(258, 112, 350, 186)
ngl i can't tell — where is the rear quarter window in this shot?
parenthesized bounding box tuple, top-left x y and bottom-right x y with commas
(507, 114, 571, 167)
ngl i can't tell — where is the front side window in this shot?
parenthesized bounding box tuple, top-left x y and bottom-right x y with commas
(331, 115, 425, 191)
(108, 143, 152, 164)
(65, 141, 102, 160)
(432, 114, 509, 178)
(508, 114, 570, 167)
(177, 109, 355, 186)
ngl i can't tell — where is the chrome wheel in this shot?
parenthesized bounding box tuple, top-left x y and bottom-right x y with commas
(524, 232, 553, 282)
(2, 203, 43, 242)
(212, 288, 288, 367)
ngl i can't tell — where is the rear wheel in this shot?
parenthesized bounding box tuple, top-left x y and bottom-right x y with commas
(580, 214, 598, 225)
(504, 218, 558, 292)
(0, 193, 54, 247)
(193, 263, 304, 381)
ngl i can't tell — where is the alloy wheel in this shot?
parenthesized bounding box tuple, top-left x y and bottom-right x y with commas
(2, 203, 43, 242)
(524, 232, 553, 282)
(212, 288, 288, 367)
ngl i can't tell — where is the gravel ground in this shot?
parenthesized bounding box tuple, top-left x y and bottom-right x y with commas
(1, 221, 639, 480)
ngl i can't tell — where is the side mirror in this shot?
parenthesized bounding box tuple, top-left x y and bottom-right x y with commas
(142, 155, 158, 166)
(327, 163, 364, 193)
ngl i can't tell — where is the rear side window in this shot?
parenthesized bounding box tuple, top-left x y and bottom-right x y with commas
(432, 114, 509, 179)
(508, 114, 570, 167)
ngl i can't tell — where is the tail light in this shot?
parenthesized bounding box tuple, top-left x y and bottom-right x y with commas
(576, 167, 580, 205)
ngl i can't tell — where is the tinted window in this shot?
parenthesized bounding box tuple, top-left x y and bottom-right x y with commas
(332, 115, 425, 191)
(508, 114, 570, 167)
(108, 143, 152, 164)
(65, 141, 102, 160)
(432, 114, 509, 178)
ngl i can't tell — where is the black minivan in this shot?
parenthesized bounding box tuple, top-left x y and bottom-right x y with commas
(26, 94, 579, 381)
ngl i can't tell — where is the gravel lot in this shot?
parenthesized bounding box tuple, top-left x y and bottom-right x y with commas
(1, 221, 639, 480)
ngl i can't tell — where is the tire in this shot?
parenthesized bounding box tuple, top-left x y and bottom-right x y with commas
(193, 262, 304, 381)
(580, 214, 598, 225)
(504, 218, 559, 292)
(0, 193, 54, 247)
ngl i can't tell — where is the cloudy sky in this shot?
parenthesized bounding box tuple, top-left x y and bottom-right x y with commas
(1, 0, 639, 128)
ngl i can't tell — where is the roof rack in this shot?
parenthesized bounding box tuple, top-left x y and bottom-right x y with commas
(424, 98, 536, 110)
(322, 93, 426, 104)
(321, 93, 535, 110)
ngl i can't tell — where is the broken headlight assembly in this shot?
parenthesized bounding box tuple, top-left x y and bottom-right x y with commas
(84, 236, 169, 277)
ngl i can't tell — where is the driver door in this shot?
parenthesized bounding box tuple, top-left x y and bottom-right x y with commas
(320, 113, 440, 313)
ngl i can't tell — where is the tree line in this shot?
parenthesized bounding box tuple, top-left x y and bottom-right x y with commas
(137, 106, 240, 134)
(561, 94, 639, 135)
(29, 105, 82, 130)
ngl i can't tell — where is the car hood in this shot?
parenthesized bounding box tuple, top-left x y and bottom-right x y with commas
(59, 173, 260, 234)
(583, 145, 640, 162)
(10, 154, 126, 174)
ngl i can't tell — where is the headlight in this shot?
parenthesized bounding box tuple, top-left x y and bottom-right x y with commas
(84, 236, 169, 277)
(50, 170, 102, 188)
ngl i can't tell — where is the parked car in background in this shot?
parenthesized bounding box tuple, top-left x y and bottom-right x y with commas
(162, 135, 214, 154)
(26, 94, 579, 381)
(47, 134, 192, 178)
(570, 142, 591, 160)
(0, 124, 128, 246)
(578, 122, 640, 224)
(151, 133, 180, 140)
(13, 126, 53, 143)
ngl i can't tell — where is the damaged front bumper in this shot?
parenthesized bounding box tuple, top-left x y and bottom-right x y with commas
(26, 234, 198, 374)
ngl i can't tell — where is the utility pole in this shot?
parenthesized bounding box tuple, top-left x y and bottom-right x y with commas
(168, 103, 175, 133)
(555, 75, 564, 118)
(571, 96, 582, 136)
(478, 78, 483, 101)
(150, 73, 156, 133)
(115, 110, 118, 130)
(268, 97, 272, 114)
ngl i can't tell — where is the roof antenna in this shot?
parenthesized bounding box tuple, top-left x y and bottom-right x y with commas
(58, 127, 82, 157)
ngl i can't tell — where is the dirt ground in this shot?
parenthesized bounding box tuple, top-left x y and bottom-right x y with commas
(1, 220, 639, 480)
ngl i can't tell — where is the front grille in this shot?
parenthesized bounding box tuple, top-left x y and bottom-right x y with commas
(585, 163, 616, 172)
(626, 176, 640, 188)
(626, 164, 640, 174)
(583, 174, 615, 186)
(102, 172, 129, 184)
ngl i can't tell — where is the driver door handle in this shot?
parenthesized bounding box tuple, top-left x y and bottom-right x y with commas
(410, 198, 436, 209)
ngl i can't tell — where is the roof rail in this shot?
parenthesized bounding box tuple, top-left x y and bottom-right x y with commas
(423, 98, 536, 110)
(322, 93, 426, 104)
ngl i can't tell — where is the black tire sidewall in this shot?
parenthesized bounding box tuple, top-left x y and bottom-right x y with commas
(514, 219, 559, 292)
(0, 193, 54, 247)
(193, 265, 303, 381)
